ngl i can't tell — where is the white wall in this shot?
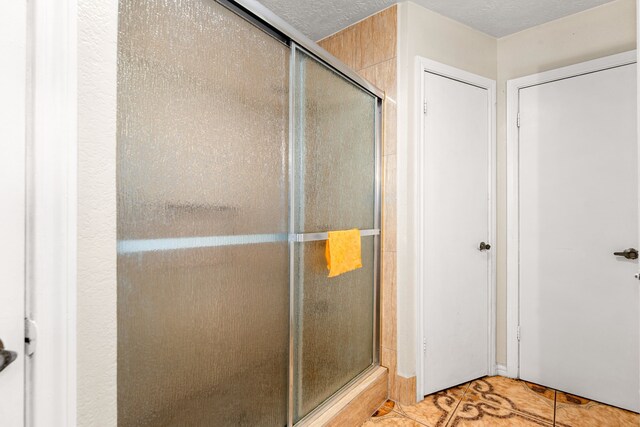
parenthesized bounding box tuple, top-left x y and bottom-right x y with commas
(396, 0, 636, 377)
(77, 1, 118, 425)
(396, 1, 497, 376)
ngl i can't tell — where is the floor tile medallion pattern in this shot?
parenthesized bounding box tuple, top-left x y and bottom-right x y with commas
(361, 376, 640, 427)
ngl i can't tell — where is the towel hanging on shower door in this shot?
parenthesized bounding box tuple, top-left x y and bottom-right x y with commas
(325, 229, 362, 278)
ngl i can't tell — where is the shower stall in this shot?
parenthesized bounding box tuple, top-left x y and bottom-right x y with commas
(116, 0, 382, 425)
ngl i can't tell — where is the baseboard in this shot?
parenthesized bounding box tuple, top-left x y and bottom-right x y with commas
(394, 375, 417, 405)
(495, 364, 508, 377)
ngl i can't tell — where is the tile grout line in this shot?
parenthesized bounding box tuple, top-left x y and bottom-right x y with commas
(472, 379, 556, 425)
(356, 56, 397, 74)
(387, 400, 431, 426)
(389, 402, 404, 418)
(378, 377, 638, 427)
(441, 378, 557, 426)
(479, 390, 556, 424)
(390, 382, 472, 427)
(553, 390, 557, 427)
(444, 382, 471, 427)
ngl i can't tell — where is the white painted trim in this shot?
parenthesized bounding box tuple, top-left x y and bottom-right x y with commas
(415, 56, 497, 401)
(26, 0, 78, 425)
(505, 50, 638, 380)
(637, 0, 640, 407)
(495, 364, 508, 377)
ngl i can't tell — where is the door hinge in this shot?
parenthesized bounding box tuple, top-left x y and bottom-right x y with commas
(516, 325, 521, 342)
(25, 318, 37, 356)
(517, 112, 521, 128)
(423, 337, 427, 353)
(423, 100, 427, 115)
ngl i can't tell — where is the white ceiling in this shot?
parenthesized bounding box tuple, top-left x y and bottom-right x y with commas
(258, 0, 618, 41)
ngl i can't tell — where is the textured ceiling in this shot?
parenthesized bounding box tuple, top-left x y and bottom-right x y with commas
(258, 0, 395, 41)
(411, 0, 618, 37)
(258, 0, 618, 40)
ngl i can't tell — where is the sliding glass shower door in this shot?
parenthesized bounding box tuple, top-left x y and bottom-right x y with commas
(117, 1, 290, 425)
(291, 49, 379, 422)
(117, 1, 380, 426)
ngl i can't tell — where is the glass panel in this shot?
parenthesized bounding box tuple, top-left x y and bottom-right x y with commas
(293, 50, 376, 233)
(117, 0, 289, 425)
(293, 237, 375, 421)
(118, 245, 289, 426)
(118, 0, 289, 240)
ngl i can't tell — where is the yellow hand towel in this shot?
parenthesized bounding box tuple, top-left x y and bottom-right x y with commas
(325, 229, 363, 278)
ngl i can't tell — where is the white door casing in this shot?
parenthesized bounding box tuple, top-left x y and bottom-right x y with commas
(507, 51, 639, 412)
(0, 1, 27, 425)
(416, 58, 496, 399)
(637, 9, 640, 416)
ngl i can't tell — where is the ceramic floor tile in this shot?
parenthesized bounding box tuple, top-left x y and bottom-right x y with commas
(395, 383, 469, 427)
(361, 411, 427, 426)
(373, 400, 397, 418)
(555, 392, 640, 427)
(447, 401, 553, 426)
(358, 377, 640, 427)
(464, 376, 555, 424)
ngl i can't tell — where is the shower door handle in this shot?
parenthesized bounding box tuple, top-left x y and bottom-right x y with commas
(613, 248, 638, 260)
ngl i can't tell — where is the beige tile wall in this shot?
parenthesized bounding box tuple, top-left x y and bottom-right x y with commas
(318, 5, 410, 404)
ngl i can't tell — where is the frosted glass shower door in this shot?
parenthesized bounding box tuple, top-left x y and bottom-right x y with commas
(292, 48, 380, 422)
(117, 1, 290, 426)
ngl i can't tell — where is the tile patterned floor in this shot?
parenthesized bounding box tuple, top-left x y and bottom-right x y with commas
(361, 376, 640, 427)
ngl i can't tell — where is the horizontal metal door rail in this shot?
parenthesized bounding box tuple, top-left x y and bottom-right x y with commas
(291, 229, 380, 242)
(117, 229, 380, 254)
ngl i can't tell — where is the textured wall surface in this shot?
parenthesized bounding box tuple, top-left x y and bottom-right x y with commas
(259, 0, 617, 41)
(77, 0, 118, 425)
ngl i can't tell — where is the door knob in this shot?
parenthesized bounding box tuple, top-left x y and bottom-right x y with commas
(613, 248, 638, 260)
(479, 242, 491, 251)
(0, 339, 17, 373)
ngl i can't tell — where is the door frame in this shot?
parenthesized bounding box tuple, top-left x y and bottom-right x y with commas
(505, 50, 637, 379)
(22, 0, 79, 425)
(415, 57, 497, 400)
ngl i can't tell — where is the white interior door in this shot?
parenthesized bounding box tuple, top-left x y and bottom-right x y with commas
(519, 63, 640, 412)
(422, 71, 492, 395)
(0, 1, 27, 425)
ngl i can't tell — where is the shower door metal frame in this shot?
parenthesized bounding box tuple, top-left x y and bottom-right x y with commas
(218, 0, 385, 100)
(215, 1, 382, 424)
(287, 42, 382, 426)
